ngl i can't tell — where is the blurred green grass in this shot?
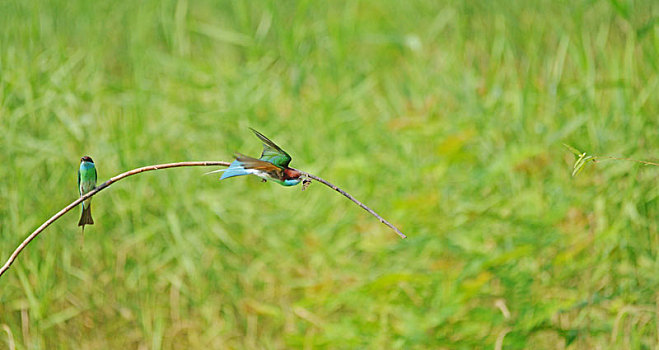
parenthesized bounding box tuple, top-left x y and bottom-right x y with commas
(1, 0, 658, 348)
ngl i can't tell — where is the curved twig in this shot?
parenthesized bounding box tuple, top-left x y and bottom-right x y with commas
(293, 168, 407, 239)
(0, 161, 230, 278)
(0, 161, 406, 279)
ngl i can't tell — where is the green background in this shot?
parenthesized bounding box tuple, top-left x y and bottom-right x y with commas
(1, 0, 658, 348)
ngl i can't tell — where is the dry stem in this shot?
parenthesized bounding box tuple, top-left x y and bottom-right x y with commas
(0, 161, 406, 278)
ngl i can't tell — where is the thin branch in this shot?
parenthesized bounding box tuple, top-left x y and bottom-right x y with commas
(293, 168, 407, 239)
(0, 161, 230, 278)
(0, 161, 407, 279)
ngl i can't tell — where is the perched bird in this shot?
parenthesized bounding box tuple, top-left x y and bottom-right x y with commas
(78, 156, 97, 232)
(208, 128, 304, 186)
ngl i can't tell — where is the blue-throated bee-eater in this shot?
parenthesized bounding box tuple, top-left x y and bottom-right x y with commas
(78, 156, 97, 231)
(208, 128, 303, 186)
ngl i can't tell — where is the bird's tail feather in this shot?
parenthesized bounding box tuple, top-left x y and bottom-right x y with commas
(204, 168, 226, 175)
(204, 160, 252, 180)
(220, 165, 252, 180)
(78, 204, 94, 227)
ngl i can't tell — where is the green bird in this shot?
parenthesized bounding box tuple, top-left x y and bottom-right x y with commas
(207, 128, 304, 186)
(78, 156, 97, 232)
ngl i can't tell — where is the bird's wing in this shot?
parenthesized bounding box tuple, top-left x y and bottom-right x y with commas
(235, 153, 286, 180)
(250, 128, 292, 168)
